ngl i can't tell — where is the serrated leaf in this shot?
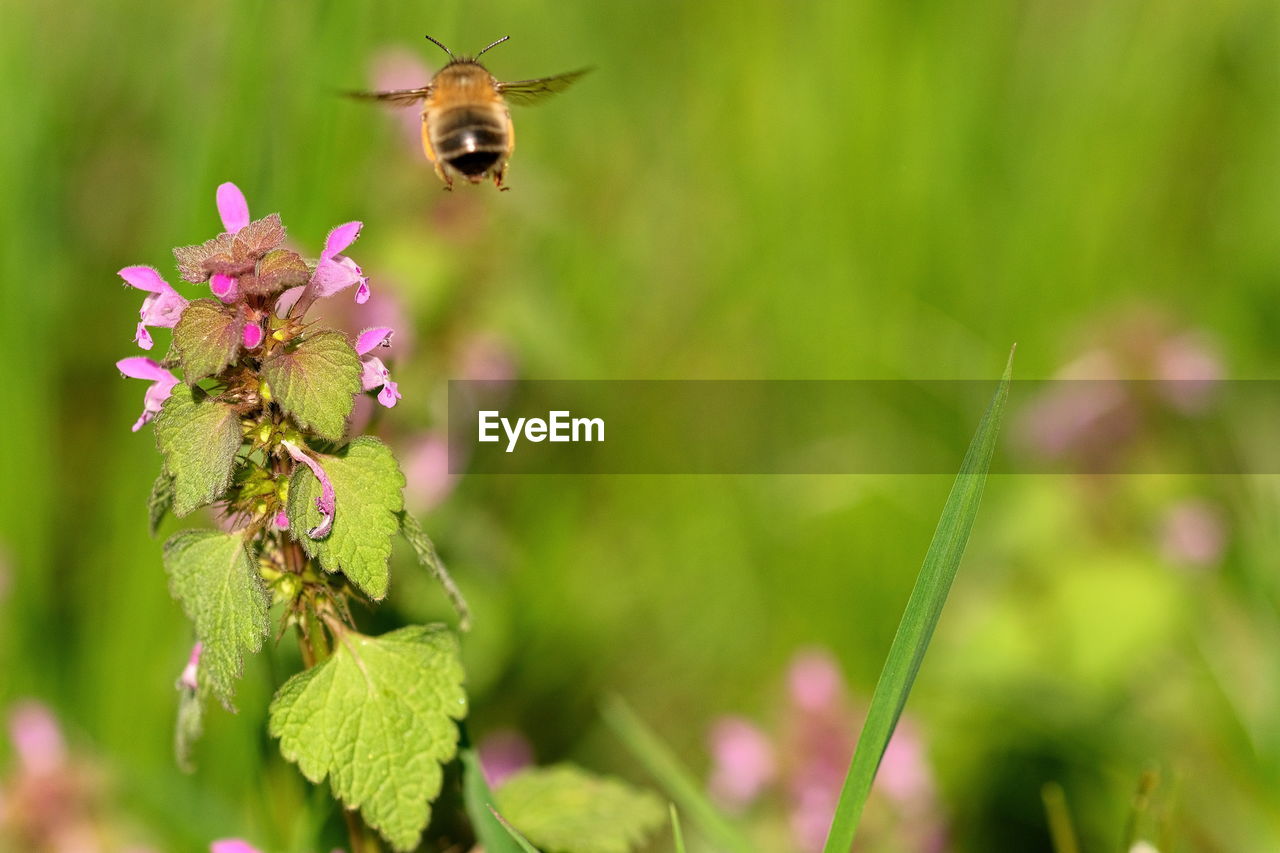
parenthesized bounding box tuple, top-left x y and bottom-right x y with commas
(232, 213, 286, 258)
(173, 299, 242, 383)
(399, 511, 471, 630)
(154, 385, 244, 516)
(244, 248, 310, 296)
(496, 764, 665, 853)
(262, 331, 361, 440)
(174, 687, 204, 773)
(173, 232, 240, 283)
(289, 437, 404, 599)
(268, 625, 467, 852)
(162, 530, 269, 709)
(148, 469, 176, 535)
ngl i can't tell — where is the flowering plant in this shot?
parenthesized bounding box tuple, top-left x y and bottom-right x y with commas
(116, 184, 664, 853)
(116, 183, 465, 851)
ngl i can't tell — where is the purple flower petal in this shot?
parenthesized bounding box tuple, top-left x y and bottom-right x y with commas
(355, 280, 371, 303)
(272, 511, 289, 530)
(708, 716, 776, 811)
(216, 183, 250, 233)
(283, 441, 335, 539)
(210, 273, 238, 300)
(242, 322, 264, 349)
(118, 357, 179, 431)
(309, 255, 366, 301)
(377, 380, 401, 408)
(354, 327, 394, 356)
(322, 221, 362, 259)
(135, 323, 154, 350)
(119, 265, 171, 294)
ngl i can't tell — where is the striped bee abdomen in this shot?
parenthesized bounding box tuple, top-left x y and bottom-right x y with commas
(432, 106, 509, 177)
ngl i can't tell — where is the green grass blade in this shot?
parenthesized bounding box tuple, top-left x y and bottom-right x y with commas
(822, 351, 1013, 852)
(601, 695, 753, 853)
(670, 804, 687, 853)
(487, 804, 542, 853)
(461, 747, 525, 853)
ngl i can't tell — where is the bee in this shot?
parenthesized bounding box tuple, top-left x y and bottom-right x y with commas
(350, 35, 589, 190)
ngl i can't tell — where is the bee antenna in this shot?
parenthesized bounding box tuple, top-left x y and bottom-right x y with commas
(474, 35, 510, 59)
(424, 35, 456, 61)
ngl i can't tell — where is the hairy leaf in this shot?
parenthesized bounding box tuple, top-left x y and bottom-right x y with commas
(244, 248, 310, 296)
(154, 385, 243, 516)
(173, 232, 239, 283)
(399, 511, 471, 630)
(148, 469, 176, 535)
(262, 331, 361, 441)
(269, 625, 467, 852)
(172, 299, 242, 383)
(496, 764, 665, 853)
(232, 213, 286, 258)
(162, 529, 269, 709)
(289, 438, 404, 599)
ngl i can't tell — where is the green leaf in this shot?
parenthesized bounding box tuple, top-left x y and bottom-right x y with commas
(244, 248, 310, 297)
(822, 350, 1013, 853)
(148, 469, 175, 535)
(600, 697, 751, 853)
(399, 511, 471, 630)
(288, 437, 404, 599)
(154, 385, 244, 516)
(261, 330, 361, 441)
(268, 625, 467, 852)
(462, 747, 525, 853)
(162, 529, 269, 709)
(174, 687, 204, 773)
(496, 764, 665, 853)
(172, 298, 242, 383)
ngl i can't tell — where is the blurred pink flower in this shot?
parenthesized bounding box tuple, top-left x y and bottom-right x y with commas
(1160, 499, 1226, 570)
(369, 49, 436, 151)
(9, 702, 66, 777)
(459, 334, 517, 384)
(707, 716, 776, 811)
(787, 649, 845, 713)
(477, 730, 533, 787)
(783, 650, 855, 852)
(1155, 333, 1222, 414)
(403, 432, 456, 513)
(210, 841, 263, 853)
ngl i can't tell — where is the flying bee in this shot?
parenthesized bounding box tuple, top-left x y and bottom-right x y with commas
(350, 35, 590, 190)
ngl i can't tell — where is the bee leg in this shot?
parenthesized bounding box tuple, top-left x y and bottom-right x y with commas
(495, 163, 510, 192)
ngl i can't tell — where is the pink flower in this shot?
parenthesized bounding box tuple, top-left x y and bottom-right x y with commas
(282, 441, 336, 538)
(309, 222, 369, 303)
(242, 321, 264, 350)
(179, 643, 202, 691)
(9, 701, 67, 777)
(117, 357, 179, 431)
(1160, 499, 1226, 570)
(477, 729, 533, 787)
(210, 841, 263, 853)
(708, 716, 776, 811)
(355, 326, 401, 408)
(216, 183, 250, 233)
(403, 432, 456, 512)
(120, 265, 188, 350)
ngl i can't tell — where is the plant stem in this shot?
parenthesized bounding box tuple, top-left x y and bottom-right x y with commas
(344, 808, 380, 853)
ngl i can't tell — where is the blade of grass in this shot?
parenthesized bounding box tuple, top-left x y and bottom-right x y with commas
(670, 804, 687, 853)
(822, 349, 1013, 852)
(601, 695, 753, 853)
(1042, 782, 1082, 853)
(487, 804, 542, 853)
(461, 747, 525, 853)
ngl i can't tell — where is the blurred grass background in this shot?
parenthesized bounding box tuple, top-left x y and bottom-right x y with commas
(1, 0, 1279, 850)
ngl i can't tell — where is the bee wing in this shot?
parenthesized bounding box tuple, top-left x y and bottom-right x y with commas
(496, 68, 592, 105)
(346, 86, 433, 108)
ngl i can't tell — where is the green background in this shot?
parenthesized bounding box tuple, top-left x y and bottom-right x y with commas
(2, 0, 1279, 850)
